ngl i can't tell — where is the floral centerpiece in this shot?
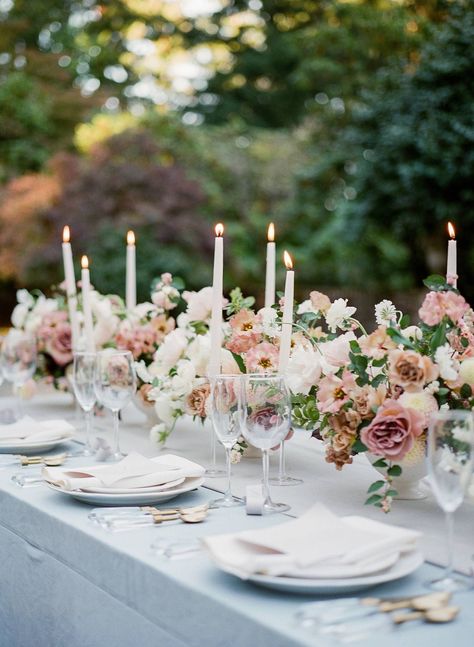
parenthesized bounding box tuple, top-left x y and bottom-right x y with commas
(291, 275, 474, 511)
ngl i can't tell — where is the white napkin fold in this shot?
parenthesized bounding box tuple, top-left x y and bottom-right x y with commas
(0, 416, 74, 444)
(43, 452, 205, 491)
(203, 503, 421, 579)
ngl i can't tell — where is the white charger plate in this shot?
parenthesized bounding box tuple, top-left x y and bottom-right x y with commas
(214, 550, 424, 595)
(45, 476, 205, 506)
(0, 436, 70, 455)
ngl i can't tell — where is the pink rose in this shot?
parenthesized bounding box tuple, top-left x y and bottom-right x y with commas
(44, 322, 73, 366)
(388, 349, 438, 393)
(360, 399, 424, 462)
(419, 291, 469, 326)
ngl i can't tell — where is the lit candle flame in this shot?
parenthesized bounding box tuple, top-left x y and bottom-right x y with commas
(81, 255, 89, 270)
(215, 223, 224, 237)
(268, 222, 275, 242)
(447, 221, 456, 240)
(62, 226, 70, 243)
(127, 230, 135, 245)
(283, 250, 293, 270)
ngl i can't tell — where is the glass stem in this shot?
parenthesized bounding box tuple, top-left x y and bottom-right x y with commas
(211, 431, 217, 467)
(278, 442, 285, 480)
(262, 449, 271, 504)
(444, 511, 455, 579)
(112, 410, 121, 457)
(84, 409, 93, 453)
(223, 447, 233, 503)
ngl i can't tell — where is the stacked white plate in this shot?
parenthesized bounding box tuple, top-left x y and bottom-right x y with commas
(204, 503, 424, 594)
(42, 452, 205, 506)
(0, 416, 75, 454)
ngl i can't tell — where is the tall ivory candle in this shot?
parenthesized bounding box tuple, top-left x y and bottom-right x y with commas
(446, 221, 457, 288)
(61, 226, 80, 350)
(81, 255, 95, 352)
(208, 223, 224, 376)
(278, 251, 294, 374)
(126, 230, 136, 310)
(264, 222, 276, 309)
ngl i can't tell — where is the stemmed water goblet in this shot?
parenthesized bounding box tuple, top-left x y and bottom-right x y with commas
(241, 374, 291, 514)
(71, 351, 96, 456)
(1, 329, 37, 421)
(427, 410, 474, 592)
(208, 375, 244, 507)
(94, 349, 136, 461)
(269, 435, 303, 486)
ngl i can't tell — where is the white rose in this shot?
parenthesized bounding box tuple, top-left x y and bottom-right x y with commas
(11, 303, 29, 329)
(94, 315, 119, 347)
(154, 328, 187, 373)
(131, 302, 157, 322)
(318, 331, 356, 374)
(154, 394, 180, 426)
(286, 345, 322, 395)
(459, 358, 474, 387)
(16, 289, 34, 307)
(31, 295, 57, 318)
(183, 287, 214, 322)
(149, 423, 169, 444)
(297, 300, 317, 315)
(258, 307, 279, 337)
(186, 334, 211, 377)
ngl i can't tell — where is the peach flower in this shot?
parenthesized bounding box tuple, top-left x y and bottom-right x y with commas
(359, 326, 396, 360)
(388, 349, 438, 392)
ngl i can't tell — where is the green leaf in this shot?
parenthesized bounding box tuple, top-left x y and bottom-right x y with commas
(351, 438, 368, 453)
(371, 357, 387, 368)
(371, 373, 387, 388)
(365, 494, 383, 506)
(386, 489, 398, 497)
(371, 457, 388, 468)
(367, 480, 385, 493)
(461, 337, 469, 348)
(231, 352, 246, 374)
(423, 274, 449, 291)
(399, 314, 411, 328)
(349, 340, 361, 353)
(386, 327, 416, 350)
(460, 383, 472, 399)
(387, 465, 402, 477)
(430, 320, 447, 352)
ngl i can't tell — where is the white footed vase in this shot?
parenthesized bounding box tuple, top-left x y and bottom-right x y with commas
(368, 436, 428, 500)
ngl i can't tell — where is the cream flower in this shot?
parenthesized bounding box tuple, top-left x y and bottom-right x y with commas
(286, 345, 322, 395)
(399, 390, 438, 426)
(459, 357, 474, 387)
(325, 299, 357, 333)
(374, 300, 397, 326)
(434, 344, 458, 382)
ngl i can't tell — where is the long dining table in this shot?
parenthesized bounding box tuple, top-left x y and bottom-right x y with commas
(0, 390, 473, 647)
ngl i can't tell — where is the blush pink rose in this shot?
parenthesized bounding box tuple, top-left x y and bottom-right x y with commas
(419, 291, 469, 326)
(360, 399, 424, 462)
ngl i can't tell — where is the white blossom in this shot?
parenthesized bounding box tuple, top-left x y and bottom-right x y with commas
(286, 345, 322, 395)
(325, 299, 357, 333)
(434, 343, 458, 381)
(374, 300, 397, 326)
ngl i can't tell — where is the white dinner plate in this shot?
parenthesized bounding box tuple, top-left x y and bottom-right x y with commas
(78, 477, 186, 495)
(45, 476, 205, 506)
(0, 436, 70, 455)
(213, 550, 424, 595)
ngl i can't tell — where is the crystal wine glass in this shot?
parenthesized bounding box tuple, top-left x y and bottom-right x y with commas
(94, 349, 136, 461)
(269, 437, 303, 486)
(72, 351, 96, 456)
(1, 329, 37, 421)
(427, 410, 474, 592)
(208, 375, 244, 507)
(241, 374, 291, 513)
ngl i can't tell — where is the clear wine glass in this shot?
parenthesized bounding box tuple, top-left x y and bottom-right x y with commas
(94, 349, 136, 461)
(241, 374, 291, 514)
(427, 410, 474, 592)
(269, 438, 303, 486)
(1, 330, 36, 421)
(72, 351, 96, 456)
(209, 375, 244, 507)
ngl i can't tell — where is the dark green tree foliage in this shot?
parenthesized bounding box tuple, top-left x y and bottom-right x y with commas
(341, 2, 474, 293)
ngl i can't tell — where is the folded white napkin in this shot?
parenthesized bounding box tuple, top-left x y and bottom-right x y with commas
(203, 503, 421, 579)
(0, 416, 74, 444)
(43, 452, 205, 492)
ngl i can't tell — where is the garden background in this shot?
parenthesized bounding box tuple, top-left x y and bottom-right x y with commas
(0, 0, 473, 324)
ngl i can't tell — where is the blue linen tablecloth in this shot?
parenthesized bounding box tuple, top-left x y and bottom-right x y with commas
(1, 392, 474, 647)
(1, 467, 473, 647)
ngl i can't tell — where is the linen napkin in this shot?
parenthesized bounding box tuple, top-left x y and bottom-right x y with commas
(43, 452, 205, 491)
(0, 416, 74, 444)
(203, 503, 421, 579)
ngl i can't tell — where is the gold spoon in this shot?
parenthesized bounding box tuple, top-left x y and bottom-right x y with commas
(392, 605, 460, 625)
(362, 591, 451, 612)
